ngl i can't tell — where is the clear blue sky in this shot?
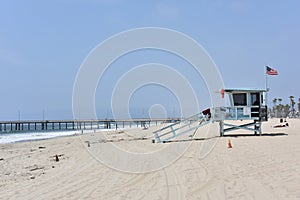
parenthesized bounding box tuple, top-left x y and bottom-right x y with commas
(0, 0, 299, 120)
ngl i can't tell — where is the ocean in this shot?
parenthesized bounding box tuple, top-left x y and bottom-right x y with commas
(0, 130, 80, 144)
(0, 121, 158, 144)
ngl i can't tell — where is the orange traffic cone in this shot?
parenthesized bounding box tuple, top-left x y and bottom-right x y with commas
(228, 139, 232, 148)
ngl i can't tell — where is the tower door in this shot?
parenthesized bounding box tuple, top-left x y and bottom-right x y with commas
(250, 93, 260, 106)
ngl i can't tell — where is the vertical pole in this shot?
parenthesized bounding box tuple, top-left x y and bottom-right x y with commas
(265, 66, 269, 119)
(265, 66, 269, 106)
(259, 121, 262, 136)
(219, 121, 224, 137)
(254, 122, 257, 135)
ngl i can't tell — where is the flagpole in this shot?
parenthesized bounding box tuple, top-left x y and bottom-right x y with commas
(265, 65, 268, 107)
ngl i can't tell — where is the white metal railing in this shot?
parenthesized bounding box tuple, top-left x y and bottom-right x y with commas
(212, 106, 260, 121)
(153, 112, 211, 142)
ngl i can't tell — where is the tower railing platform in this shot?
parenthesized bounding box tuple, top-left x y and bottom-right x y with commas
(153, 106, 267, 142)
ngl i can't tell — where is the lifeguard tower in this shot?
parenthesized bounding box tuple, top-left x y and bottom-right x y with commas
(153, 88, 268, 143)
(213, 88, 268, 136)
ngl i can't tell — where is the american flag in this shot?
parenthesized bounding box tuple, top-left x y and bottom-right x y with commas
(266, 66, 278, 75)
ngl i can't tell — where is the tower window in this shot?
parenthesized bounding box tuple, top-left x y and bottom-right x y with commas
(233, 93, 247, 106)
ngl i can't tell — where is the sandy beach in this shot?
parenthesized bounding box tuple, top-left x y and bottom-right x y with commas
(0, 118, 299, 200)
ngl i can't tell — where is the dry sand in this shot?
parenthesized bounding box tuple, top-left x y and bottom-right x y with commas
(0, 119, 299, 200)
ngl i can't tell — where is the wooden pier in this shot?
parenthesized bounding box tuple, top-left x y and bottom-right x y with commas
(0, 118, 181, 133)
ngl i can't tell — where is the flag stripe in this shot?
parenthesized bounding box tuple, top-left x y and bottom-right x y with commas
(266, 66, 278, 75)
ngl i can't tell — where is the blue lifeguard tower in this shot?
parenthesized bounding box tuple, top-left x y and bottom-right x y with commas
(153, 88, 268, 142)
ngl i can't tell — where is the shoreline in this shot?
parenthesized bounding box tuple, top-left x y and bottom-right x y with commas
(0, 126, 141, 144)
